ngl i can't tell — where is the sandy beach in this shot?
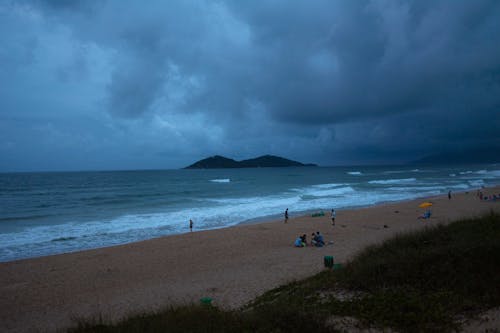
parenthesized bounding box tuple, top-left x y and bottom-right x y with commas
(1, 187, 499, 333)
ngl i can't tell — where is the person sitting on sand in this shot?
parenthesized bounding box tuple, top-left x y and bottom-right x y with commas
(310, 233, 317, 247)
(300, 234, 307, 246)
(418, 210, 431, 219)
(294, 235, 306, 247)
(315, 231, 325, 247)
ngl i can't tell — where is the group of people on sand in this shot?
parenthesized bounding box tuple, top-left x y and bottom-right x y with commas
(284, 207, 334, 247)
(477, 190, 499, 201)
(294, 231, 325, 247)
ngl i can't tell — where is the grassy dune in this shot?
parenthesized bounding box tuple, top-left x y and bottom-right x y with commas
(68, 212, 500, 333)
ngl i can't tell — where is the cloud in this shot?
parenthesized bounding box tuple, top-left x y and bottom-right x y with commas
(1, 0, 499, 171)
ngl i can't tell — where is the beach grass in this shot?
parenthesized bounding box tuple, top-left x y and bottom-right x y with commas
(68, 212, 500, 333)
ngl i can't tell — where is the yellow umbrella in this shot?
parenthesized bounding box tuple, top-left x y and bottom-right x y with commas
(419, 202, 433, 208)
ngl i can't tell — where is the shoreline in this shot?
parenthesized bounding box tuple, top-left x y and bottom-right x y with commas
(0, 188, 476, 264)
(2, 168, 499, 263)
(0, 189, 462, 264)
(1, 186, 499, 332)
(234, 186, 493, 227)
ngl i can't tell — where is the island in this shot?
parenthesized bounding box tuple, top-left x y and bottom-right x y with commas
(184, 155, 317, 169)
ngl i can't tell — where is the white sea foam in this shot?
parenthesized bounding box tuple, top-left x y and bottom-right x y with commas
(210, 178, 230, 183)
(368, 178, 417, 185)
(468, 179, 484, 187)
(347, 171, 362, 175)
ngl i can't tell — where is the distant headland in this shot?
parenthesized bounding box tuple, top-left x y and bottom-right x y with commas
(184, 155, 317, 169)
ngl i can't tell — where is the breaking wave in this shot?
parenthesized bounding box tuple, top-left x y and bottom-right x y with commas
(210, 179, 230, 183)
(369, 178, 417, 185)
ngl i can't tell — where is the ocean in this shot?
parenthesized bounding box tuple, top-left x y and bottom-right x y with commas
(1, 164, 499, 262)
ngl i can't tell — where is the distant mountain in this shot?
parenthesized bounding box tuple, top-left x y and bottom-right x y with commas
(185, 155, 317, 169)
(412, 147, 500, 164)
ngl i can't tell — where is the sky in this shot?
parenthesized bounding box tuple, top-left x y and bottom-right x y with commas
(1, 0, 499, 172)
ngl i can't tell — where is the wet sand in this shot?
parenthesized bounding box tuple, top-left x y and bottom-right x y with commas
(1, 187, 499, 332)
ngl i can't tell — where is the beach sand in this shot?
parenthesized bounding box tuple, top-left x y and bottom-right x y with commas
(1, 187, 499, 332)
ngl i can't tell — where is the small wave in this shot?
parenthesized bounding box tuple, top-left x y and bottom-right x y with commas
(387, 185, 444, 192)
(449, 174, 456, 177)
(383, 170, 407, 174)
(51, 236, 77, 242)
(369, 178, 417, 185)
(310, 183, 346, 189)
(210, 179, 230, 183)
(383, 169, 422, 174)
(489, 170, 500, 177)
(450, 183, 470, 189)
(0, 214, 53, 222)
(301, 186, 355, 197)
(459, 169, 500, 179)
(476, 170, 500, 178)
(347, 171, 362, 175)
(460, 170, 487, 176)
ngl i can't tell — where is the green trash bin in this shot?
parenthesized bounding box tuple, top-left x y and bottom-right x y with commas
(324, 255, 334, 268)
(200, 297, 213, 306)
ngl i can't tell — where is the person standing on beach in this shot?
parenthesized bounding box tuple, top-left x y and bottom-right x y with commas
(189, 219, 193, 232)
(448, 190, 452, 200)
(331, 209, 336, 226)
(284, 208, 289, 223)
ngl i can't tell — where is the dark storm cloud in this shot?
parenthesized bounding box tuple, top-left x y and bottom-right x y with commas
(246, 1, 500, 124)
(1, 1, 499, 171)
